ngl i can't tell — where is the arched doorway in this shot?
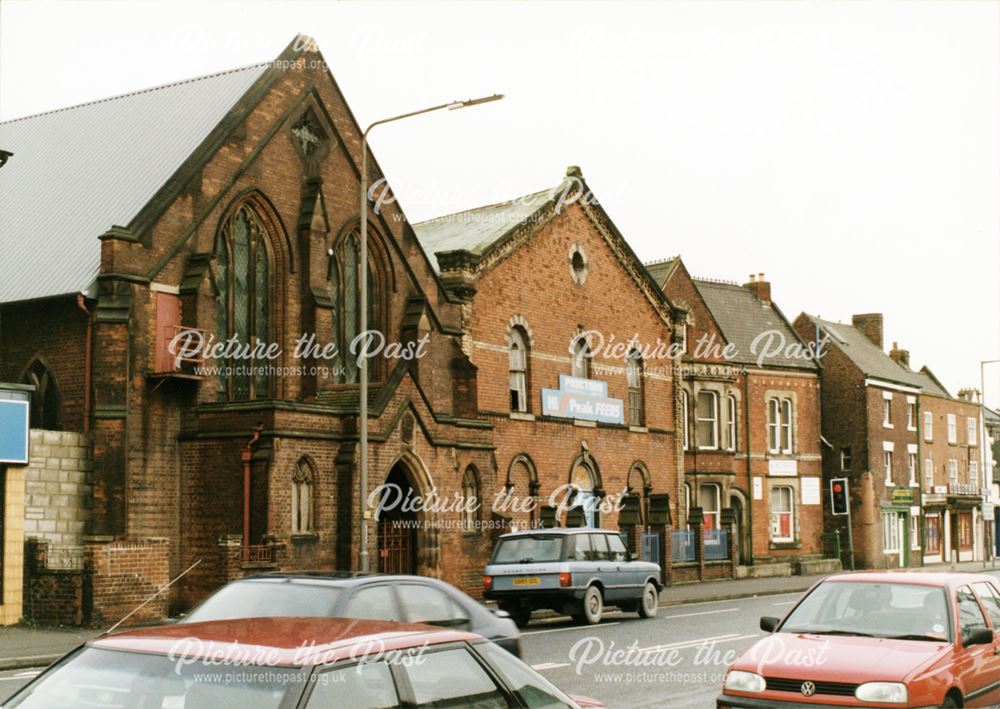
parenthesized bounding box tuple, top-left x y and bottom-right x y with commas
(730, 490, 750, 566)
(376, 463, 418, 574)
(569, 457, 599, 527)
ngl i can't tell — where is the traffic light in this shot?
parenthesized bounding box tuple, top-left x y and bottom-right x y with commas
(830, 477, 850, 516)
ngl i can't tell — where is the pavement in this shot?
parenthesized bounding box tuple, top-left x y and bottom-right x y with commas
(0, 558, 995, 673)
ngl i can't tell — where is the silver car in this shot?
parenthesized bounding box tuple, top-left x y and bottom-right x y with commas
(483, 528, 662, 626)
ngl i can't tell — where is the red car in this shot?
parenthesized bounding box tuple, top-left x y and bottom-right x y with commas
(718, 572, 1000, 708)
(2, 616, 602, 708)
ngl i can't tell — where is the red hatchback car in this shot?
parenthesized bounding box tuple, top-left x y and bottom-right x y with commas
(2, 617, 603, 708)
(718, 572, 1000, 708)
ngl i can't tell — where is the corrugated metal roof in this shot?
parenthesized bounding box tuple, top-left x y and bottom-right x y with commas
(412, 185, 561, 272)
(694, 279, 817, 370)
(802, 314, 926, 388)
(0, 63, 269, 303)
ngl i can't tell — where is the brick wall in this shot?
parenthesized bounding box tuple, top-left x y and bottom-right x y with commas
(85, 539, 170, 628)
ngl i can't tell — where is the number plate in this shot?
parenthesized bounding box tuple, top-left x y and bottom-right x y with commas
(513, 577, 541, 586)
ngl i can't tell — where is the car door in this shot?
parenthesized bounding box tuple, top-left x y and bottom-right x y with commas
(605, 532, 636, 597)
(588, 533, 621, 601)
(397, 582, 472, 631)
(969, 582, 1000, 704)
(339, 583, 404, 622)
(953, 584, 1000, 707)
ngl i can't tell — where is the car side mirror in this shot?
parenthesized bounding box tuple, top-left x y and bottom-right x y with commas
(964, 627, 994, 646)
(629, 552, 639, 561)
(759, 616, 780, 633)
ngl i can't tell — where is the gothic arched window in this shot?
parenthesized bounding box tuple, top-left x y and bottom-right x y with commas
(215, 205, 272, 400)
(329, 230, 381, 384)
(292, 458, 315, 534)
(22, 359, 60, 430)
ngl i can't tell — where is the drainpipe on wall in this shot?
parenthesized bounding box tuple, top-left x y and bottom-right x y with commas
(743, 375, 754, 565)
(241, 425, 262, 562)
(76, 294, 93, 434)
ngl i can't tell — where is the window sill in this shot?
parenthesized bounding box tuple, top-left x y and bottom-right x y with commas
(629, 426, 649, 433)
(509, 412, 535, 421)
(883, 424, 894, 429)
(885, 482, 896, 487)
(290, 533, 319, 544)
(573, 419, 597, 428)
(769, 540, 800, 550)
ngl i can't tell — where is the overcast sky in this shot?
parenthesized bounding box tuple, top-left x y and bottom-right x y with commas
(2, 1, 998, 406)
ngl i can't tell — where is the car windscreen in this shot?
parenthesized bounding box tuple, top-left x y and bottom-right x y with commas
(780, 581, 953, 642)
(491, 535, 565, 564)
(184, 580, 342, 622)
(4, 646, 305, 708)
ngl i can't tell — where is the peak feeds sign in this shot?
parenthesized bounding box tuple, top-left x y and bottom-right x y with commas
(541, 375, 624, 425)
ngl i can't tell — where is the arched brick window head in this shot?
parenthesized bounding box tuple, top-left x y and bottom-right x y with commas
(22, 359, 60, 430)
(215, 205, 272, 401)
(509, 327, 529, 413)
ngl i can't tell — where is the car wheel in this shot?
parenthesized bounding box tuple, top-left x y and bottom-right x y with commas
(940, 696, 960, 708)
(637, 582, 658, 618)
(501, 603, 531, 628)
(579, 586, 603, 625)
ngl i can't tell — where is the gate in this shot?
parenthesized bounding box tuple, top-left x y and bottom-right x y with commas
(641, 530, 660, 563)
(378, 519, 415, 574)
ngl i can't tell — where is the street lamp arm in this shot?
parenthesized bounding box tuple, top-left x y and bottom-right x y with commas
(362, 94, 504, 139)
(356, 92, 503, 573)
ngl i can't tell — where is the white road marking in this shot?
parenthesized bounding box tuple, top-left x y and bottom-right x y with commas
(522, 621, 622, 636)
(638, 633, 760, 653)
(0, 670, 42, 682)
(663, 607, 739, 619)
(772, 601, 796, 606)
(531, 662, 571, 671)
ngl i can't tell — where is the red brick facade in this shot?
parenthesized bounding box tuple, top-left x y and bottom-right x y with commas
(660, 264, 825, 572)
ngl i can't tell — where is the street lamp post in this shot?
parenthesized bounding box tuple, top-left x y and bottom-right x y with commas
(357, 94, 503, 572)
(981, 359, 1000, 568)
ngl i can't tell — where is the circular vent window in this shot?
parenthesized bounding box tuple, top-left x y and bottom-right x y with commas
(568, 244, 589, 285)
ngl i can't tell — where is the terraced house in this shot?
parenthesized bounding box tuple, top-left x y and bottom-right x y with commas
(651, 260, 829, 579)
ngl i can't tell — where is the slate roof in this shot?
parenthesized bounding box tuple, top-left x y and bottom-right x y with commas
(693, 279, 816, 370)
(913, 366, 952, 399)
(644, 257, 680, 288)
(0, 63, 271, 303)
(411, 182, 568, 272)
(800, 314, 926, 388)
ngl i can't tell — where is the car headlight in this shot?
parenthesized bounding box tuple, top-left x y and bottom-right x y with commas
(724, 670, 766, 694)
(855, 682, 908, 704)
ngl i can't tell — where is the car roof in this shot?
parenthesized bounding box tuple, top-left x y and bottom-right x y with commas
(497, 527, 617, 538)
(234, 572, 454, 586)
(822, 571, 994, 588)
(90, 617, 479, 667)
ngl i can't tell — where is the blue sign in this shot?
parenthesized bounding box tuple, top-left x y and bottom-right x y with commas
(542, 376, 624, 425)
(0, 399, 29, 464)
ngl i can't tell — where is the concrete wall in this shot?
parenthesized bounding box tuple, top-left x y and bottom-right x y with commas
(23, 430, 91, 547)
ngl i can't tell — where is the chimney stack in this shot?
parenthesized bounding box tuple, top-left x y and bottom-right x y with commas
(743, 272, 770, 304)
(888, 342, 910, 369)
(852, 313, 883, 349)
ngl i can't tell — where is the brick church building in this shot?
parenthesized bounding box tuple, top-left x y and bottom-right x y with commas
(0, 36, 687, 617)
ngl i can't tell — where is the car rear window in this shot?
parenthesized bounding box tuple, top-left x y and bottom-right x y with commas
(184, 580, 342, 622)
(5, 647, 304, 708)
(491, 535, 565, 564)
